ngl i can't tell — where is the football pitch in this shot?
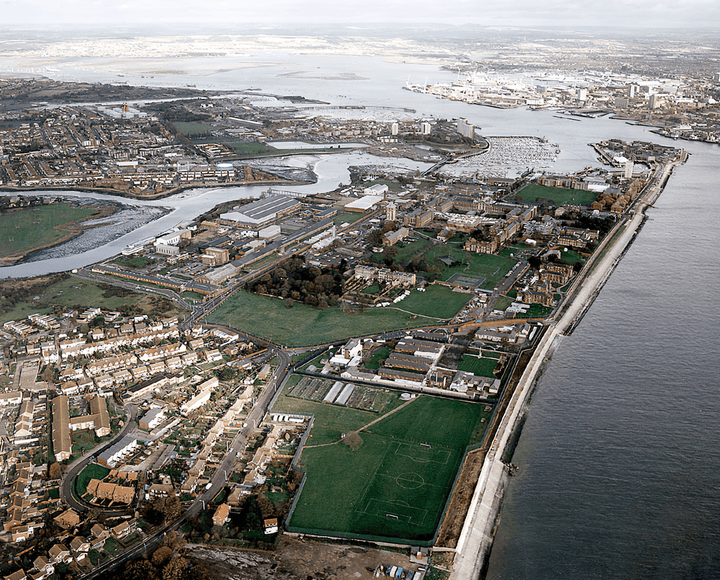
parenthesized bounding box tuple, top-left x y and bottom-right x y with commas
(287, 397, 489, 543)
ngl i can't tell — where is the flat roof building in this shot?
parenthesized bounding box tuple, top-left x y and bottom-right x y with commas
(220, 194, 301, 226)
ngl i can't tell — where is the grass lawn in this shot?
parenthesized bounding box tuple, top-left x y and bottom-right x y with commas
(103, 537, 121, 555)
(272, 379, 399, 445)
(172, 121, 215, 136)
(208, 285, 469, 347)
(268, 490, 289, 503)
(517, 304, 553, 318)
(74, 464, 110, 496)
(180, 290, 205, 301)
(457, 355, 498, 378)
(242, 251, 279, 272)
(393, 238, 432, 264)
(334, 211, 367, 226)
(289, 397, 490, 543)
(112, 255, 155, 270)
(0, 275, 185, 324)
(72, 430, 97, 454)
(0, 203, 99, 258)
(493, 296, 514, 312)
(362, 284, 381, 295)
(394, 284, 471, 319)
(364, 179, 403, 191)
(513, 184, 597, 206)
(483, 351, 503, 359)
(229, 141, 275, 156)
(423, 246, 517, 289)
(364, 346, 390, 370)
(558, 249, 584, 265)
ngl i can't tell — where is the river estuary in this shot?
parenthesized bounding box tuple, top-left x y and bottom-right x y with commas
(1, 44, 719, 578)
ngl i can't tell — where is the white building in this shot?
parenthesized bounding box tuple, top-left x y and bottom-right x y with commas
(181, 390, 212, 416)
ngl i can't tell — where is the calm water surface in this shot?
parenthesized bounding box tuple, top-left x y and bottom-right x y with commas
(486, 145, 720, 579)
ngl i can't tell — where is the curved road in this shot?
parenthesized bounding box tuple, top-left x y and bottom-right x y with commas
(60, 404, 139, 514)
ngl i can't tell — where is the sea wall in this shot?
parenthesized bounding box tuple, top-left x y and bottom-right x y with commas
(448, 162, 673, 579)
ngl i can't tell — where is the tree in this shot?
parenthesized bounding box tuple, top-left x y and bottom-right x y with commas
(124, 559, 158, 580)
(90, 315, 105, 328)
(152, 546, 173, 567)
(367, 228, 383, 246)
(41, 365, 56, 383)
(48, 462, 62, 479)
(382, 245, 397, 267)
(257, 495, 275, 519)
(162, 557, 189, 580)
(163, 496, 182, 522)
(162, 530, 185, 552)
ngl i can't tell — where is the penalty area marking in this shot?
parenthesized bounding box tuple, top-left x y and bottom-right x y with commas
(395, 442, 451, 465)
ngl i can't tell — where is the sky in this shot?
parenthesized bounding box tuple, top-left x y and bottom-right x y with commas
(1, 0, 719, 30)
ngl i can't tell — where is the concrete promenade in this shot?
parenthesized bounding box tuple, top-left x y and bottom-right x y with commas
(449, 162, 673, 579)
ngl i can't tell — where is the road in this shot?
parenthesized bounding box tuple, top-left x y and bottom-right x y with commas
(76, 349, 292, 579)
(76, 267, 195, 312)
(59, 404, 139, 514)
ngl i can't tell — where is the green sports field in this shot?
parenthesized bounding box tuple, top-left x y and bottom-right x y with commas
(287, 396, 490, 543)
(513, 183, 597, 206)
(458, 354, 498, 378)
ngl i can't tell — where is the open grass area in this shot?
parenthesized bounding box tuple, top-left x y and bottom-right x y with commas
(393, 238, 433, 264)
(229, 141, 276, 156)
(493, 296, 514, 312)
(172, 121, 215, 136)
(111, 255, 156, 270)
(0, 203, 99, 258)
(74, 464, 110, 496)
(334, 211, 367, 226)
(208, 285, 469, 347)
(364, 346, 390, 370)
(0, 275, 185, 324)
(366, 396, 486, 448)
(457, 355, 498, 378)
(362, 284, 381, 295)
(517, 304, 553, 318)
(271, 379, 403, 445)
(72, 430, 97, 454)
(364, 179, 404, 191)
(103, 537, 121, 555)
(288, 397, 490, 543)
(423, 246, 517, 289)
(394, 284, 471, 319)
(557, 249, 584, 265)
(513, 184, 597, 206)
